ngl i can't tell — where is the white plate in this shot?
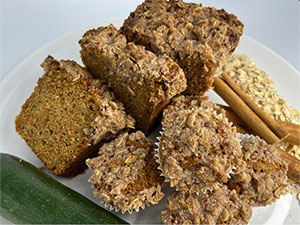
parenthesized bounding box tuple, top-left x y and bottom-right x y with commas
(0, 16, 299, 224)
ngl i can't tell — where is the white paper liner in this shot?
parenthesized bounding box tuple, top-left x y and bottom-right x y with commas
(93, 192, 118, 213)
(237, 133, 262, 144)
(94, 186, 158, 214)
(102, 200, 143, 214)
(154, 127, 173, 188)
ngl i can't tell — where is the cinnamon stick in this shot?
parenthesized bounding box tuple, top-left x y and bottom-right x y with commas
(219, 104, 300, 146)
(221, 72, 289, 139)
(214, 77, 300, 182)
(218, 105, 253, 133)
(280, 121, 300, 146)
(278, 149, 300, 183)
(214, 77, 279, 144)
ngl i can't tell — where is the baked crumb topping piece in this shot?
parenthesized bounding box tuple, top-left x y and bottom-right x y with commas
(80, 24, 187, 134)
(227, 135, 288, 206)
(160, 185, 252, 225)
(86, 131, 165, 213)
(121, 0, 243, 95)
(158, 95, 243, 193)
(15, 56, 135, 176)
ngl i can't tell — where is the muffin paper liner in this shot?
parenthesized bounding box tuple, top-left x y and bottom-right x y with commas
(237, 133, 262, 143)
(93, 194, 118, 213)
(96, 192, 147, 214)
(154, 128, 173, 188)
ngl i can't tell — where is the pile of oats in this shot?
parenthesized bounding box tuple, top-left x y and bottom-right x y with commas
(220, 54, 300, 196)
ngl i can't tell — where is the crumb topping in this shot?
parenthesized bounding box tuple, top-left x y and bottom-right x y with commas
(159, 95, 243, 192)
(161, 185, 252, 225)
(86, 131, 164, 213)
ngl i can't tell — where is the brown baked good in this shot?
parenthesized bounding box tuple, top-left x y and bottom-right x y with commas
(86, 131, 165, 213)
(79, 24, 187, 135)
(227, 134, 288, 207)
(158, 95, 243, 193)
(121, 0, 244, 95)
(160, 185, 252, 225)
(15, 56, 135, 176)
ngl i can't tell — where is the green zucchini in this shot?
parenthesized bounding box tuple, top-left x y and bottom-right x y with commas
(0, 153, 128, 224)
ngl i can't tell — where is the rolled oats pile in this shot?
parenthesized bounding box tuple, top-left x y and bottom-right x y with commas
(220, 54, 300, 194)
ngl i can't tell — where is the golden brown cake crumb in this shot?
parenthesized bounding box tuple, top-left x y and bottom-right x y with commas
(121, 0, 243, 95)
(160, 185, 252, 225)
(86, 131, 164, 213)
(15, 56, 135, 176)
(158, 95, 243, 193)
(227, 134, 288, 206)
(79, 24, 187, 134)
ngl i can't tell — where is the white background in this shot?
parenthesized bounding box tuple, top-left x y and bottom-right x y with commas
(1, 0, 299, 81)
(1, 0, 300, 224)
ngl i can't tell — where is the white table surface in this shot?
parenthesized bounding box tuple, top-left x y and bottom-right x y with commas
(1, 0, 300, 224)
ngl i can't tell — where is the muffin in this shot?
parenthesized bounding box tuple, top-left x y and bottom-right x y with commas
(160, 185, 252, 225)
(15, 56, 135, 176)
(86, 131, 164, 213)
(79, 24, 187, 134)
(227, 134, 288, 206)
(121, 0, 244, 95)
(158, 95, 243, 193)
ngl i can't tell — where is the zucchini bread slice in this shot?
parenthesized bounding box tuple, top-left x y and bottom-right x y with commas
(79, 24, 187, 135)
(121, 0, 244, 95)
(15, 56, 135, 176)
